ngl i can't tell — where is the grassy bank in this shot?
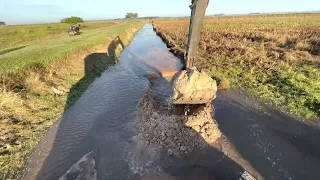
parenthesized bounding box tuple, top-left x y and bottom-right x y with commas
(0, 21, 143, 179)
(0, 21, 133, 76)
(153, 14, 320, 121)
(0, 21, 117, 49)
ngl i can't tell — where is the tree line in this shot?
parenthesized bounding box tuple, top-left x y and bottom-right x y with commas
(1, 12, 141, 27)
(59, 12, 140, 25)
(60, 16, 84, 24)
(125, 13, 139, 19)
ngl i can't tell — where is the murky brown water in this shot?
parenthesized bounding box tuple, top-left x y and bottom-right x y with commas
(119, 24, 183, 77)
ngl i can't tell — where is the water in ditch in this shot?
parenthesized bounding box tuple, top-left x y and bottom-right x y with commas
(23, 24, 251, 180)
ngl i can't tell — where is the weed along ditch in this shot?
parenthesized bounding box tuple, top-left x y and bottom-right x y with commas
(17, 23, 320, 180)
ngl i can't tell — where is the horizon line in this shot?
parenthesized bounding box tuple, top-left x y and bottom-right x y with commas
(4, 10, 320, 26)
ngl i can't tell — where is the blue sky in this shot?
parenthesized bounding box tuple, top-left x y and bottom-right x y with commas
(0, 0, 319, 25)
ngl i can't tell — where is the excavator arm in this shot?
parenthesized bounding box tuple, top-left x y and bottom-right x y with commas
(171, 0, 217, 105)
(186, 0, 209, 68)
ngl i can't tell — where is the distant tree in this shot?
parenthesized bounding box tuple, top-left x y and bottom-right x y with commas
(125, 13, 138, 19)
(60, 16, 84, 24)
(0, 21, 5, 26)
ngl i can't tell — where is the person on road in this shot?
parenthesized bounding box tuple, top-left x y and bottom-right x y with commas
(69, 24, 76, 31)
(69, 24, 80, 34)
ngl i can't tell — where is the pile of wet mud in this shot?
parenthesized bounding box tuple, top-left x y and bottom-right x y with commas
(137, 91, 221, 157)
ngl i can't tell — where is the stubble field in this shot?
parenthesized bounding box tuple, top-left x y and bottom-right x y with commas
(153, 14, 320, 120)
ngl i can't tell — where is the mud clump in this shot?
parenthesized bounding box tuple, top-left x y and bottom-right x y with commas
(137, 92, 221, 157)
(172, 68, 217, 104)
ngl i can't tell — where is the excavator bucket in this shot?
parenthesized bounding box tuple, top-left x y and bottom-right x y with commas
(172, 0, 216, 104)
(172, 67, 217, 104)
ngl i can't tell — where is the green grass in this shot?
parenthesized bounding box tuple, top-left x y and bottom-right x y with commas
(207, 62, 320, 120)
(0, 21, 116, 49)
(0, 22, 134, 76)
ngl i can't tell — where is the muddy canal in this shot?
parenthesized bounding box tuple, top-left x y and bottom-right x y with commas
(23, 24, 320, 180)
(23, 24, 186, 180)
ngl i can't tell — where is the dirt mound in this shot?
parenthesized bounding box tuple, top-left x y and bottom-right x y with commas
(137, 92, 221, 157)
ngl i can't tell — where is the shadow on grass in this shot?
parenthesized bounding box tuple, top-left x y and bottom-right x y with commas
(64, 36, 124, 109)
(0, 45, 27, 55)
